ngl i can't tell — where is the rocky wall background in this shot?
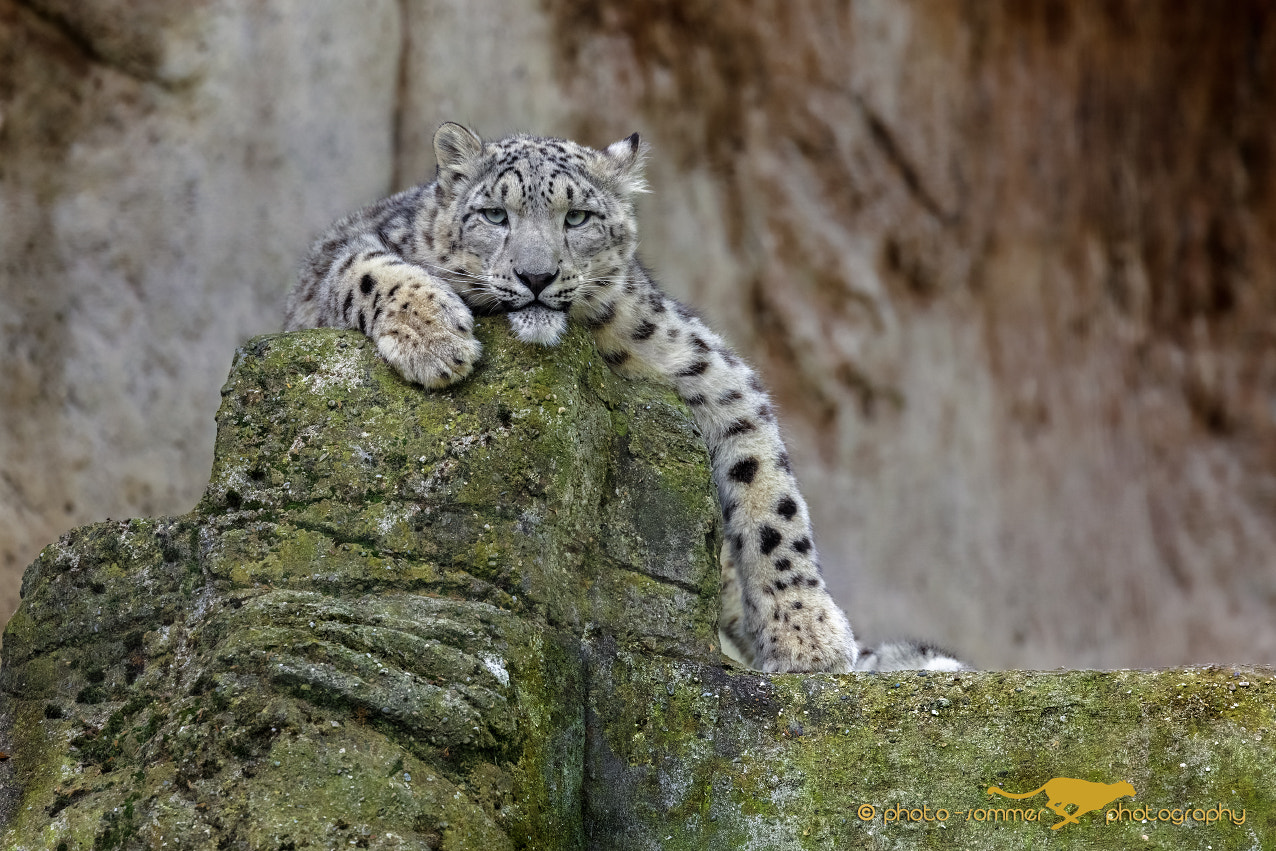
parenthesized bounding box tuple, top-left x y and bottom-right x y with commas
(2, 0, 1274, 669)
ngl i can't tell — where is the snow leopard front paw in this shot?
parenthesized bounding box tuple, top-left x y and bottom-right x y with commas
(371, 270, 481, 389)
(755, 603, 859, 674)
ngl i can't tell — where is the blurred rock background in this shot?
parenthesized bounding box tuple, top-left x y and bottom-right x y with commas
(2, 0, 1273, 669)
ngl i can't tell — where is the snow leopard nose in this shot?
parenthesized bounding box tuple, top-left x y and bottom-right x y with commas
(515, 268, 559, 296)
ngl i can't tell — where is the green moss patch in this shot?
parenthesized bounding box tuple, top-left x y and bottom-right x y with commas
(3, 321, 1272, 850)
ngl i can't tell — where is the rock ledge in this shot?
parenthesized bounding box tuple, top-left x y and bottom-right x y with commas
(2, 322, 1273, 850)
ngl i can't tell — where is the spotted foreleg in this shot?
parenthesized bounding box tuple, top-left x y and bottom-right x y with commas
(705, 395, 858, 673)
(286, 234, 481, 389)
(599, 295, 858, 672)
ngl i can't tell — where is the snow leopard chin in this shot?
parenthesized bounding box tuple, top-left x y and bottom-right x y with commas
(507, 305, 567, 346)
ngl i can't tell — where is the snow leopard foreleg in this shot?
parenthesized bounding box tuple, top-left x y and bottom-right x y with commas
(285, 209, 482, 389)
(586, 280, 859, 673)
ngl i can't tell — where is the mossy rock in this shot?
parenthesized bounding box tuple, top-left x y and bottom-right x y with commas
(2, 320, 1273, 850)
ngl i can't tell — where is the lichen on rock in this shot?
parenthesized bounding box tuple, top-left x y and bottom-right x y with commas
(0, 320, 720, 850)
(3, 320, 1275, 851)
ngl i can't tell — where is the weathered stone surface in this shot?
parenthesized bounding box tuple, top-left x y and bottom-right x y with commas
(585, 656, 1276, 850)
(0, 320, 720, 849)
(3, 322, 1274, 850)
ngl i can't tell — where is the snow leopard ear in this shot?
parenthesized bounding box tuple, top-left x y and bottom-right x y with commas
(603, 132, 650, 195)
(433, 122, 484, 191)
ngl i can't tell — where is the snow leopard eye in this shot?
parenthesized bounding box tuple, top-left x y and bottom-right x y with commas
(564, 209, 591, 228)
(481, 208, 508, 225)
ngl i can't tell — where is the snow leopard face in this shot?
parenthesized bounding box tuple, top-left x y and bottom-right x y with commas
(427, 123, 648, 345)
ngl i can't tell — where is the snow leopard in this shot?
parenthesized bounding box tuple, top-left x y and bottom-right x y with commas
(285, 122, 964, 674)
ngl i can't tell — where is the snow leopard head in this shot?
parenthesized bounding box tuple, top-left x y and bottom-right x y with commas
(427, 122, 648, 345)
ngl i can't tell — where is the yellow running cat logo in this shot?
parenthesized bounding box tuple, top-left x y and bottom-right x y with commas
(987, 778, 1136, 830)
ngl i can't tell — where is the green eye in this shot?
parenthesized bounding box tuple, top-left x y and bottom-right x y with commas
(481, 208, 508, 225)
(564, 210, 591, 227)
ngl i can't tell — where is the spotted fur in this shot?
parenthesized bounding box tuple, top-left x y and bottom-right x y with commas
(286, 123, 963, 673)
(852, 640, 968, 673)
